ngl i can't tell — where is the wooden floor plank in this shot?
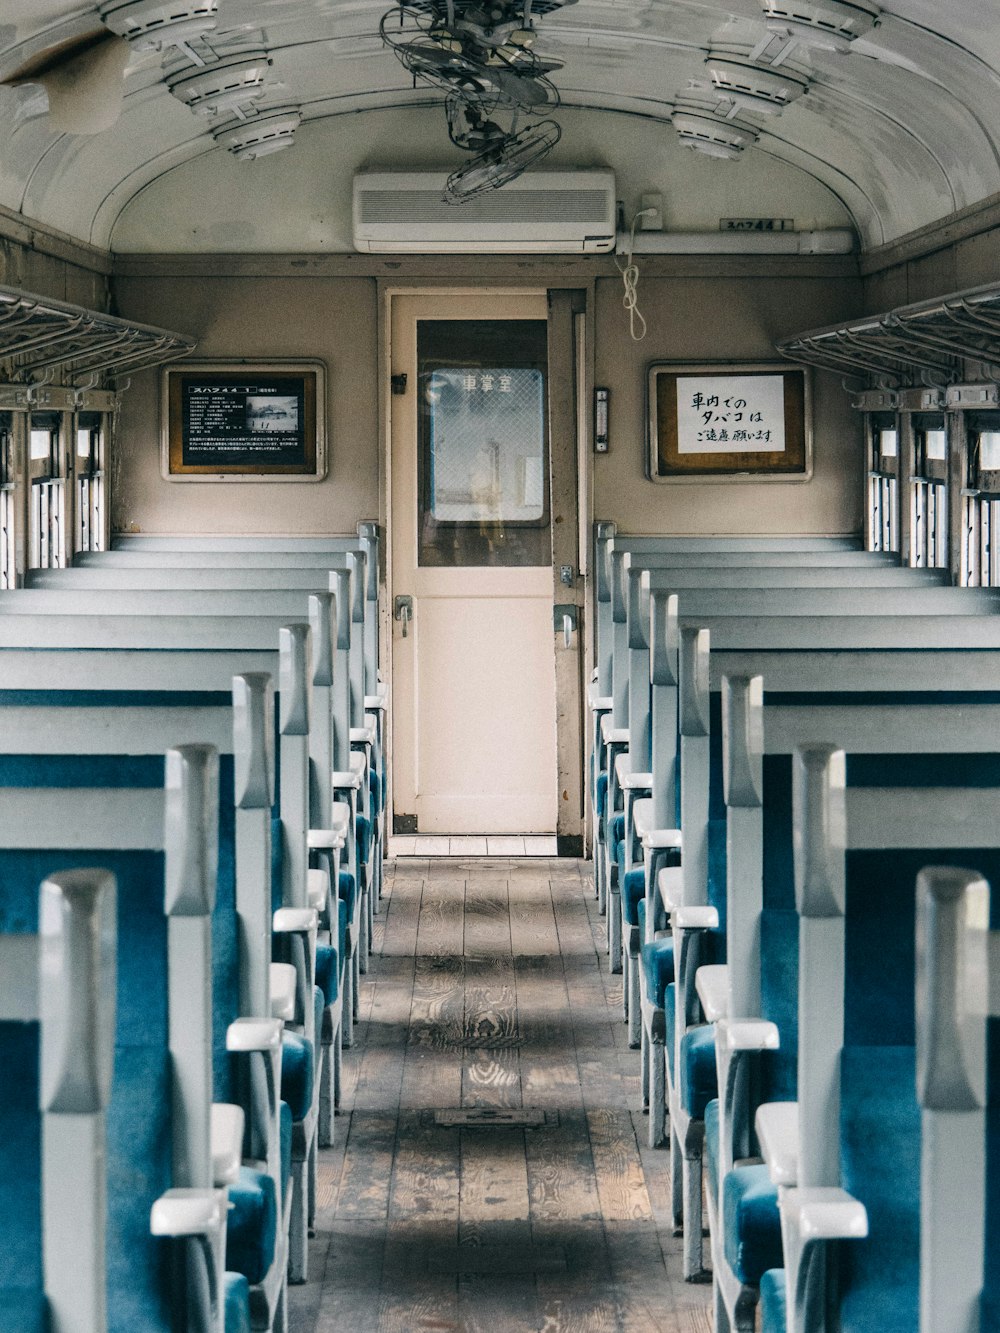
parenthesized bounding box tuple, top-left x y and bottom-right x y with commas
(289, 856, 711, 1333)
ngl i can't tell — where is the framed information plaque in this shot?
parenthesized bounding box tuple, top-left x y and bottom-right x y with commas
(647, 362, 811, 482)
(162, 360, 326, 481)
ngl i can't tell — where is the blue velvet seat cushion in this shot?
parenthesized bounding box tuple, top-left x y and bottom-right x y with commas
(270, 814, 283, 912)
(680, 1024, 717, 1119)
(316, 943, 339, 1005)
(280, 1031, 314, 1121)
(226, 1167, 278, 1286)
(722, 1163, 783, 1286)
(838, 1045, 920, 1333)
(705, 1098, 720, 1208)
(641, 939, 675, 1009)
(356, 814, 371, 866)
(622, 868, 646, 927)
(224, 1272, 251, 1333)
(759, 1269, 787, 1333)
(369, 768, 382, 815)
(338, 899, 348, 972)
(665, 983, 676, 1067)
(0, 1022, 41, 1333)
(596, 771, 608, 821)
(339, 870, 358, 918)
(610, 813, 625, 857)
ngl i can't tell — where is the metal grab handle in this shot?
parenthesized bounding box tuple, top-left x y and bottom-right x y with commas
(563, 614, 573, 649)
(394, 595, 413, 638)
(400, 603, 410, 638)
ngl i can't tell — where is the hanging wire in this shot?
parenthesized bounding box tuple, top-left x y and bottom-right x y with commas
(614, 209, 656, 342)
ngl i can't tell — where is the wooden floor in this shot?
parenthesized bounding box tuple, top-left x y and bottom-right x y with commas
(290, 857, 713, 1333)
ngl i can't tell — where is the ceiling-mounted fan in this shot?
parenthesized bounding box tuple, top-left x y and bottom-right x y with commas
(444, 116, 561, 202)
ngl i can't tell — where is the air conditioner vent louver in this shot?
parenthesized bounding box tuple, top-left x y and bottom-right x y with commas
(167, 50, 273, 116)
(705, 56, 809, 115)
(672, 109, 759, 159)
(761, 0, 879, 50)
(213, 106, 302, 160)
(352, 171, 616, 253)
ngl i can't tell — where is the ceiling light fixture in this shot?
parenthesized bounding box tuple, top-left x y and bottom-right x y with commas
(705, 55, 808, 115)
(672, 108, 759, 159)
(98, 0, 218, 53)
(166, 49, 273, 116)
(213, 106, 302, 159)
(760, 0, 879, 52)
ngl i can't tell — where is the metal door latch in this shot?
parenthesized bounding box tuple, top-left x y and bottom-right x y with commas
(554, 603, 577, 647)
(394, 594, 413, 636)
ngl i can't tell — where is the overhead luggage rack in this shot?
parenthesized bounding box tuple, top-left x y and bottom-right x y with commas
(777, 280, 1000, 387)
(0, 285, 195, 389)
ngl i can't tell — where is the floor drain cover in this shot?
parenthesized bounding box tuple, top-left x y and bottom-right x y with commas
(432, 1107, 555, 1128)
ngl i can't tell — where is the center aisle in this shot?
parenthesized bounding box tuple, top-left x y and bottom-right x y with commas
(290, 857, 713, 1333)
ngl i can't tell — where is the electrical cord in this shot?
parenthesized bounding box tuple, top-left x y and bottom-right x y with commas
(614, 208, 656, 341)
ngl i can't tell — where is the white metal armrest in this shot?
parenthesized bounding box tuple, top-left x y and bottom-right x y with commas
(642, 827, 683, 852)
(269, 962, 296, 1022)
(350, 751, 365, 775)
(307, 868, 330, 913)
(308, 827, 344, 851)
(331, 769, 363, 789)
(717, 1018, 780, 1054)
(658, 865, 684, 911)
(364, 695, 387, 711)
(633, 798, 652, 840)
(589, 688, 613, 712)
(225, 1017, 283, 1053)
(351, 724, 377, 746)
(673, 906, 718, 931)
(695, 964, 729, 1022)
(601, 715, 629, 745)
(211, 1104, 245, 1187)
(755, 1101, 799, 1186)
(781, 1187, 868, 1242)
(272, 907, 317, 935)
(614, 752, 649, 788)
(150, 1188, 226, 1238)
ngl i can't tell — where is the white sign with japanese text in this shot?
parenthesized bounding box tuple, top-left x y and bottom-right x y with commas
(676, 374, 786, 453)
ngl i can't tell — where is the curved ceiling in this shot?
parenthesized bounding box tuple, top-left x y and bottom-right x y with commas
(1, 0, 998, 254)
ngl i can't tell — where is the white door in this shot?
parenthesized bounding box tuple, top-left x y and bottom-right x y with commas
(389, 292, 558, 834)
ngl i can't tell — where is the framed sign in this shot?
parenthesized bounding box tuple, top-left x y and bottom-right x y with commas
(647, 362, 811, 482)
(161, 360, 326, 481)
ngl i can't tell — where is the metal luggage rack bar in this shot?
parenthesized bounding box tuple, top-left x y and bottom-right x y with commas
(0, 284, 196, 388)
(777, 279, 1000, 389)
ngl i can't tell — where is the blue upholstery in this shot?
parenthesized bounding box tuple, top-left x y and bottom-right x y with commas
(704, 1099, 720, 1206)
(665, 983, 676, 1066)
(722, 1164, 783, 1286)
(0, 1022, 41, 1333)
(622, 868, 646, 926)
(279, 1101, 292, 1196)
(316, 943, 339, 1004)
(226, 1168, 278, 1287)
(271, 814, 284, 912)
(223, 1272, 251, 1333)
(356, 814, 371, 867)
(596, 772, 608, 821)
(680, 1024, 717, 1120)
(338, 899, 348, 974)
(760, 907, 799, 1104)
(640, 939, 675, 1008)
(838, 1045, 920, 1333)
(280, 1032, 314, 1121)
(339, 871, 358, 918)
(369, 768, 381, 814)
(610, 813, 625, 848)
(759, 1269, 787, 1333)
(213, 759, 240, 1107)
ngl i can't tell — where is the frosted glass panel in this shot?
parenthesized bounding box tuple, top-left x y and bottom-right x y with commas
(428, 367, 545, 523)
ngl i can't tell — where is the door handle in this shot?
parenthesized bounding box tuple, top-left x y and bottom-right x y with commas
(394, 595, 413, 637)
(554, 603, 577, 648)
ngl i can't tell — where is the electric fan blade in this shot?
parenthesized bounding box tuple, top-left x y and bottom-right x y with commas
(444, 117, 561, 202)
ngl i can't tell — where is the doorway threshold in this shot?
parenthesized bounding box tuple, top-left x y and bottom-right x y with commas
(388, 834, 559, 858)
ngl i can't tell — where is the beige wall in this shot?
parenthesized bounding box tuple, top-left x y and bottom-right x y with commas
(111, 275, 379, 535)
(593, 271, 864, 535)
(111, 262, 863, 540)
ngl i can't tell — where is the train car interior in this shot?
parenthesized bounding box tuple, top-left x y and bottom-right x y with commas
(2, 1, 1000, 1331)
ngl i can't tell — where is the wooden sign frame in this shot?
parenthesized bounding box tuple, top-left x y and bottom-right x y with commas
(161, 360, 327, 482)
(647, 361, 811, 483)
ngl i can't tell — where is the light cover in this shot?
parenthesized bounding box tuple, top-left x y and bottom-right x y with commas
(167, 50, 273, 116)
(213, 107, 302, 160)
(705, 56, 809, 115)
(761, 0, 879, 52)
(672, 109, 759, 159)
(99, 0, 218, 51)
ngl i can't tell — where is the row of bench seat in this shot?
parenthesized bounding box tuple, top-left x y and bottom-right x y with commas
(589, 526, 1000, 1333)
(0, 529, 386, 1333)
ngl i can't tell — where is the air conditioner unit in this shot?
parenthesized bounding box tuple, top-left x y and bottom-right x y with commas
(352, 171, 617, 254)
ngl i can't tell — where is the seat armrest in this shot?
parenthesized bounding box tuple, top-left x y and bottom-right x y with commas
(225, 1017, 283, 1053)
(589, 690, 613, 712)
(307, 868, 330, 913)
(755, 1101, 799, 1186)
(272, 907, 318, 935)
(365, 694, 387, 712)
(633, 798, 652, 840)
(717, 1018, 780, 1054)
(673, 906, 718, 931)
(308, 827, 345, 850)
(211, 1104, 245, 1187)
(695, 964, 729, 1022)
(781, 1187, 869, 1242)
(351, 724, 377, 745)
(615, 754, 651, 792)
(642, 827, 682, 852)
(350, 751, 365, 775)
(269, 962, 297, 1022)
(601, 715, 629, 745)
(150, 1189, 226, 1238)
(657, 866, 684, 911)
(331, 769, 363, 789)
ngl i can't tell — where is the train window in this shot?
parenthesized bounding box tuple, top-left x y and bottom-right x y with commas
(910, 414, 948, 569)
(867, 412, 899, 554)
(76, 411, 106, 554)
(961, 413, 1000, 585)
(0, 411, 17, 588)
(416, 319, 550, 567)
(28, 411, 65, 570)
